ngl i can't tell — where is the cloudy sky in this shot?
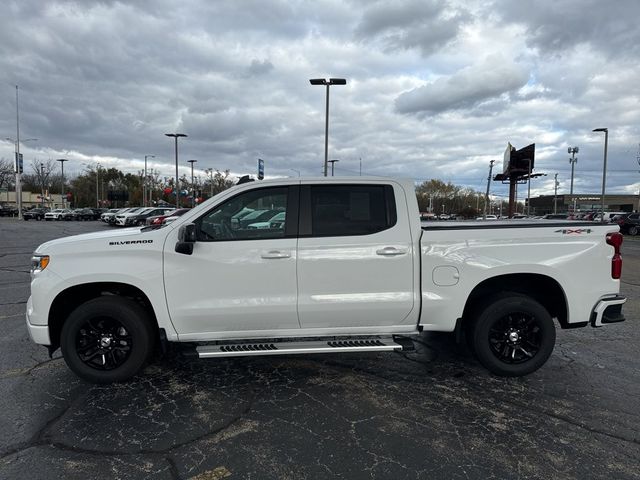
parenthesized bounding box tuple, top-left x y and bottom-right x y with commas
(1, 0, 639, 201)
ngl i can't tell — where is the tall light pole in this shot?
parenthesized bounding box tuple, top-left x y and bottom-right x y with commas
(204, 168, 214, 197)
(165, 133, 187, 209)
(328, 159, 339, 176)
(568, 146, 579, 195)
(309, 78, 347, 177)
(56, 159, 68, 207)
(10, 86, 38, 219)
(40, 162, 45, 207)
(593, 128, 609, 222)
(188, 159, 197, 208)
(526, 159, 532, 216)
(144, 155, 154, 207)
(95, 164, 101, 208)
(484, 160, 495, 219)
(553, 173, 559, 214)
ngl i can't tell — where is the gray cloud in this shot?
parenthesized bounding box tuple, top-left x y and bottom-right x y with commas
(495, 0, 640, 59)
(355, 0, 469, 56)
(395, 55, 529, 114)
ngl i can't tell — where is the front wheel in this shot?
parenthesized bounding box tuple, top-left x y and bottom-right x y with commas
(470, 294, 555, 377)
(629, 226, 638, 236)
(61, 297, 154, 384)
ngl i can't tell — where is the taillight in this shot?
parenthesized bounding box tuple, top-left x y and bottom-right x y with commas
(606, 232, 623, 279)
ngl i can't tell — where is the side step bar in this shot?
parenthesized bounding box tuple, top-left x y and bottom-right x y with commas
(195, 336, 404, 359)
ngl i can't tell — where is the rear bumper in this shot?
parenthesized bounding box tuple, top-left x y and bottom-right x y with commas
(590, 295, 626, 327)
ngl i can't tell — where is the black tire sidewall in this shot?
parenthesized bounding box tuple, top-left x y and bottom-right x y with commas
(60, 297, 154, 384)
(630, 226, 638, 236)
(472, 294, 556, 377)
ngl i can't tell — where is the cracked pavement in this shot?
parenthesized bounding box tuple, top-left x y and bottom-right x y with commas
(0, 218, 639, 479)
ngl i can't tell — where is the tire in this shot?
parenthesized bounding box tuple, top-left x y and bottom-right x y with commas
(629, 226, 638, 236)
(60, 297, 155, 384)
(469, 293, 555, 377)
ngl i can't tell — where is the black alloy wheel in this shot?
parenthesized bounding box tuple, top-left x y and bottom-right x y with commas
(470, 294, 555, 376)
(61, 297, 154, 383)
(75, 317, 133, 371)
(629, 225, 638, 236)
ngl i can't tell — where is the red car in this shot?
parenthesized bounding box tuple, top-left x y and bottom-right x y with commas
(145, 208, 190, 225)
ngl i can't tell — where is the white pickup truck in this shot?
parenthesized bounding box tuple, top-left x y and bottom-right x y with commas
(26, 178, 626, 383)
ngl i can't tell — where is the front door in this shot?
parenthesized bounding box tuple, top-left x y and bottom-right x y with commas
(164, 185, 300, 340)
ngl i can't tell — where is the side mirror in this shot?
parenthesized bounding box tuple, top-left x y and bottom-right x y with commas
(175, 223, 196, 255)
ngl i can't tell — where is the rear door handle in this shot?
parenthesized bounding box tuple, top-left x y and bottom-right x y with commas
(261, 250, 291, 259)
(376, 247, 408, 256)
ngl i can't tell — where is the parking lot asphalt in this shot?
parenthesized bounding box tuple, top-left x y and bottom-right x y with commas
(0, 217, 639, 480)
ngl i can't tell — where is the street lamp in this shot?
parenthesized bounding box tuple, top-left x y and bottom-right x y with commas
(290, 169, 300, 177)
(568, 146, 579, 195)
(309, 78, 347, 177)
(40, 162, 45, 207)
(56, 159, 68, 207)
(328, 159, 339, 176)
(188, 159, 197, 208)
(144, 155, 155, 207)
(6, 136, 37, 218)
(593, 128, 609, 222)
(165, 133, 187, 209)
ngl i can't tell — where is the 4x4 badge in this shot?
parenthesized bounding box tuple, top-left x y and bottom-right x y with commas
(554, 228, 592, 234)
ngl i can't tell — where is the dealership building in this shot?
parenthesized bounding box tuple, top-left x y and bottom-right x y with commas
(527, 194, 639, 215)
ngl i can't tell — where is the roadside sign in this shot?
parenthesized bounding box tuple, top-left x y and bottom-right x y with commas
(258, 158, 264, 180)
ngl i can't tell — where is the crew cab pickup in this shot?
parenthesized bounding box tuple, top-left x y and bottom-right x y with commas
(26, 178, 626, 383)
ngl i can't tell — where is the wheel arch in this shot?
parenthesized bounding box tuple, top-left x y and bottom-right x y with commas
(48, 282, 160, 351)
(461, 273, 569, 328)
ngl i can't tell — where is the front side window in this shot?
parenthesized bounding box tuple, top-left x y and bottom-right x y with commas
(196, 187, 288, 241)
(309, 185, 396, 237)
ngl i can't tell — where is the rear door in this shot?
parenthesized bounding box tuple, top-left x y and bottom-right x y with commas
(296, 182, 416, 329)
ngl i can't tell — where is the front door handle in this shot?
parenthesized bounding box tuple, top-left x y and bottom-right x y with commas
(376, 247, 408, 256)
(261, 250, 291, 259)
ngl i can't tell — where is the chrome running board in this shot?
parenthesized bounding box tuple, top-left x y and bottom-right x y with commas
(195, 336, 403, 358)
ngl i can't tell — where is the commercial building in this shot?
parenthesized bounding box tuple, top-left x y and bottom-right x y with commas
(528, 194, 638, 215)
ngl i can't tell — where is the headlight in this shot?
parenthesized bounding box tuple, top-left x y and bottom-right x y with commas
(31, 255, 50, 273)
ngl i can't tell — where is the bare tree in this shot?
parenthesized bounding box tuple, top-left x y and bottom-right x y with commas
(0, 158, 14, 191)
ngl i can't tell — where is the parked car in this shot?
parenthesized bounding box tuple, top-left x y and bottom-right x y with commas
(146, 208, 190, 226)
(23, 208, 47, 221)
(27, 177, 626, 384)
(44, 209, 72, 221)
(542, 213, 569, 220)
(123, 207, 175, 227)
(618, 213, 640, 235)
(476, 215, 498, 220)
(101, 208, 124, 223)
(0, 204, 18, 217)
(73, 208, 99, 221)
(161, 208, 191, 225)
(114, 207, 149, 226)
(247, 212, 287, 229)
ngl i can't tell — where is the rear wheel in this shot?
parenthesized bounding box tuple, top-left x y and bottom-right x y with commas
(61, 297, 154, 384)
(629, 225, 638, 236)
(470, 294, 555, 376)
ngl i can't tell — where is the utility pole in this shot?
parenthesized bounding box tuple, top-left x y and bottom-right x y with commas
(484, 160, 495, 220)
(144, 155, 154, 207)
(568, 146, 579, 195)
(56, 158, 68, 207)
(188, 159, 197, 207)
(553, 173, 559, 214)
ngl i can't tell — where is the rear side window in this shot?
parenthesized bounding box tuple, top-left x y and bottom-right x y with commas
(307, 185, 396, 237)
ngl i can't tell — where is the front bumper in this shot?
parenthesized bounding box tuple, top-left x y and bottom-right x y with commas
(590, 295, 626, 327)
(26, 297, 51, 345)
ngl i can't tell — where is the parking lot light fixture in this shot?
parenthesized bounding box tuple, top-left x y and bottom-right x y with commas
(309, 78, 347, 177)
(188, 159, 197, 207)
(144, 155, 155, 207)
(165, 133, 187, 209)
(593, 128, 609, 222)
(56, 159, 68, 207)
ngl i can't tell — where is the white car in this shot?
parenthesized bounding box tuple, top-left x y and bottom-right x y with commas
(247, 212, 286, 229)
(44, 209, 70, 221)
(114, 207, 147, 226)
(476, 215, 498, 220)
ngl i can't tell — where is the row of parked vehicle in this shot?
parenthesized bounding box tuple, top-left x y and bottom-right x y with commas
(101, 207, 190, 227)
(24, 207, 107, 221)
